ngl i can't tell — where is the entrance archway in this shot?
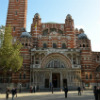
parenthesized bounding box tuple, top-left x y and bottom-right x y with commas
(41, 53, 72, 68)
(52, 73, 60, 88)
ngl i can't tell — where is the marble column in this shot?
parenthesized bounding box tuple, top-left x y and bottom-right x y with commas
(50, 71, 52, 84)
(33, 72, 34, 85)
(60, 72, 63, 91)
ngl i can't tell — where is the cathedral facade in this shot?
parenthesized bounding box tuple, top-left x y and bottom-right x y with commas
(3, 0, 100, 90)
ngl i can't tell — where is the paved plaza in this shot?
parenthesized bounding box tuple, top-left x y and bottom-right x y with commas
(0, 90, 95, 100)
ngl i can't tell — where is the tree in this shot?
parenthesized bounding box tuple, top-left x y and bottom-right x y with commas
(0, 26, 23, 72)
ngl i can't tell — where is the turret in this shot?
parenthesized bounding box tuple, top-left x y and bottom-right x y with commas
(65, 14, 76, 48)
(77, 29, 91, 50)
(6, 0, 27, 37)
(65, 14, 74, 32)
(31, 13, 41, 37)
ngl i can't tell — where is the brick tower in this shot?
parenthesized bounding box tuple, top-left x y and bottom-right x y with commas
(65, 14, 76, 48)
(6, 0, 27, 38)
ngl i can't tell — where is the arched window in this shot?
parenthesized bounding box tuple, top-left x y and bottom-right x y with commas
(58, 29, 63, 34)
(43, 29, 48, 36)
(62, 43, 66, 49)
(43, 43, 47, 48)
(53, 43, 57, 48)
(86, 74, 88, 79)
(19, 73, 22, 79)
(73, 57, 76, 64)
(22, 43, 24, 46)
(25, 43, 27, 46)
(23, 73, 26, 79)
(90, 74, 92, 79)
(35, 54, 39, 64)
(15, 11, 17, 15)
(83, 44, 85, 47)
(97, 55, 100, 61)
(50, 28, 56, 33)
(46, 59, 65, 68)
(13, 26, 16, 31)
(96, 65, 100, 72)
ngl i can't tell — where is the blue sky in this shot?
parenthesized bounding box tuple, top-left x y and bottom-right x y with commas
(0, 0, 100, 51)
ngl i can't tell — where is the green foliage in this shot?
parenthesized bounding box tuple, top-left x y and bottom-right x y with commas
(0, 26, 23, 72)
(0, 25, 5, 46)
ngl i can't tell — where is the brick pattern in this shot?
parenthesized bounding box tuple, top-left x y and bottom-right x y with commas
(5, 1, 100, 86)
(6, 0, 27, 37)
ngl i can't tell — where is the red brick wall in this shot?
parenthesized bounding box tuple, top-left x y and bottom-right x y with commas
(6, 0, 27, 37)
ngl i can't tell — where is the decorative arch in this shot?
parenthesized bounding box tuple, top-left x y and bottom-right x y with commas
(41, 53, 72, 68)
(42, 29, 48, 35)
(96, 65, 100, 72)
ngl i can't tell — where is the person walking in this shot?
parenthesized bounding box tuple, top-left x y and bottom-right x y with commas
(93, 86, 98, 100)
(64, 86, 68, 98)
(50, 82, 52, 90)
(97, 87, 100, 100)
(51, 85, 53, 94)
(77, 87, 81, 96)
(33, 85, 36, 93)
(15, 87, 17, 97)
(30, 86, 32, 93)
(6, 88, 10, 100)
(11, 88, 15, 100)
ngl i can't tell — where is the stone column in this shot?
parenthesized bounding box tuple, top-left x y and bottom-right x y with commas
(43, 73, 45, 88)
(50, 71, 52, 84)
(60, 72, 63, 91)
(33, 72, 34, 85)
(34, 55, 35, 64)
(49, 71, 52, 88)
(36, 72, 37, 86)
(71, 54, 73, 64)
(76, 57, 78, 65)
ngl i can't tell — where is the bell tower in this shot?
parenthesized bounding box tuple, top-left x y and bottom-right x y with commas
(6, 0, 27, 37)
(65, 14, 76, 48)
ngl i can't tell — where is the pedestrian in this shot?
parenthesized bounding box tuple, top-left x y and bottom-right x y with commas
(64, 86, 68, 98)
(33, 85, 36, 93)
(6, 88, 10, 100)
(15, 87, 17, 97)
(97, 87, 100, 100)
(93, 86, 98, 100)
(77, 87, 81, 96)
(51, 85, 53, 94)
(30, 86, 32, 93)
(11, 88, 15, 100)
(32, 86, 33, 93)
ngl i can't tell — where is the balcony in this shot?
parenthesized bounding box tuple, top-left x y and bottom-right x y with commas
(72, 64, 81, 68)
(30, 64, 41, 68)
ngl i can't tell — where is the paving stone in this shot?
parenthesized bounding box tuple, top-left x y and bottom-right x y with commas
(0, 90, 95, 100)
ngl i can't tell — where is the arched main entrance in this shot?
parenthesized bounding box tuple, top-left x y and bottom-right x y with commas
(42, 53, 71, 89)
(32, 53, 81, 90)
(52, 73, 60, 88)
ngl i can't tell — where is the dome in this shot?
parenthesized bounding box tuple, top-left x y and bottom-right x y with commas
(20, 32, 31, 38)
(79, 28, 84, 33)
(78, 33, 88, 39)
(34, 13, 40, 18)
(66, 14, 72, 19)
